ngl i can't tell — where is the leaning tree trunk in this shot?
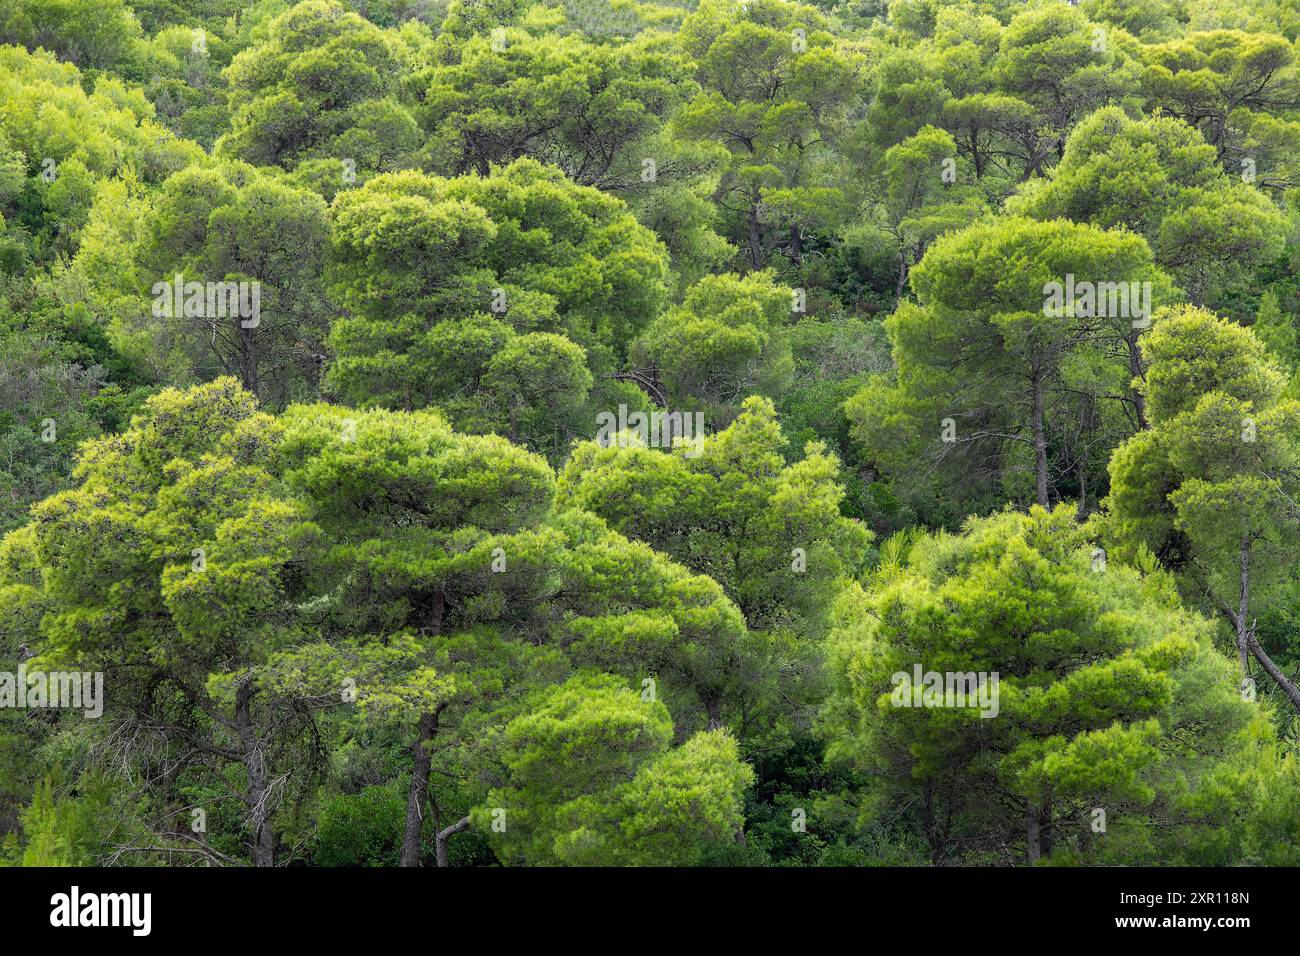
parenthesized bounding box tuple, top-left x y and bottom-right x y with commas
(1220, 536, 1300, 711)
(1246, 629, 1300, 711)
(435, 816, 470, 868)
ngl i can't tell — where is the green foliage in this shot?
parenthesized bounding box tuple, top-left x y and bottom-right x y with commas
(218, 0, 421, 174)
(633, 271, 794, 423)
(326, 157, 669, 457)
(1009, 106, 1286, 315)
(559, 396, 872, 753)
(673, 0, 864, 271)
(121, 161, 335, 406)
(417, 27, 695, 187)
(479, 674, 753, 865)
(312, 782, 411, 866)
(1103, 306, 1300, 711)
(848, 215, 1171, 522)
(821, 505, 1270, 864)
(9, 777, 111, 866)
(1141, 28, 1300, 167)
(0, 0, 148, 75)
(1250, 288, 1299, 374)
(560, 395, 872, 639)
(0, 45, 203, 264)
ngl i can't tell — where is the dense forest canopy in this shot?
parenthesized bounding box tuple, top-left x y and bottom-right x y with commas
(1, 0, 1299, 867)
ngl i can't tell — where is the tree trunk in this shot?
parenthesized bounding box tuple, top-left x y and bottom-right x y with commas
(1031, 365, 1050, 507)
(1246, 628, 1300, 711)
(1226, 535, 1300, 710)
(1126, 331, 1149, 430)
(922, 785, 944, 865)
(237, 322, 258, 398)
(748, 201, 763, 271)
(1235, 533, 1251, 671)
(426, 590, 445, 635)
(1026, 800, 1051, 865)
(400, 710, 438, 867)
(400, 592, 447, 867)
(703, 694, 722, 730)
(435, 816, 470, 868)
(234, 678, 274, 867)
